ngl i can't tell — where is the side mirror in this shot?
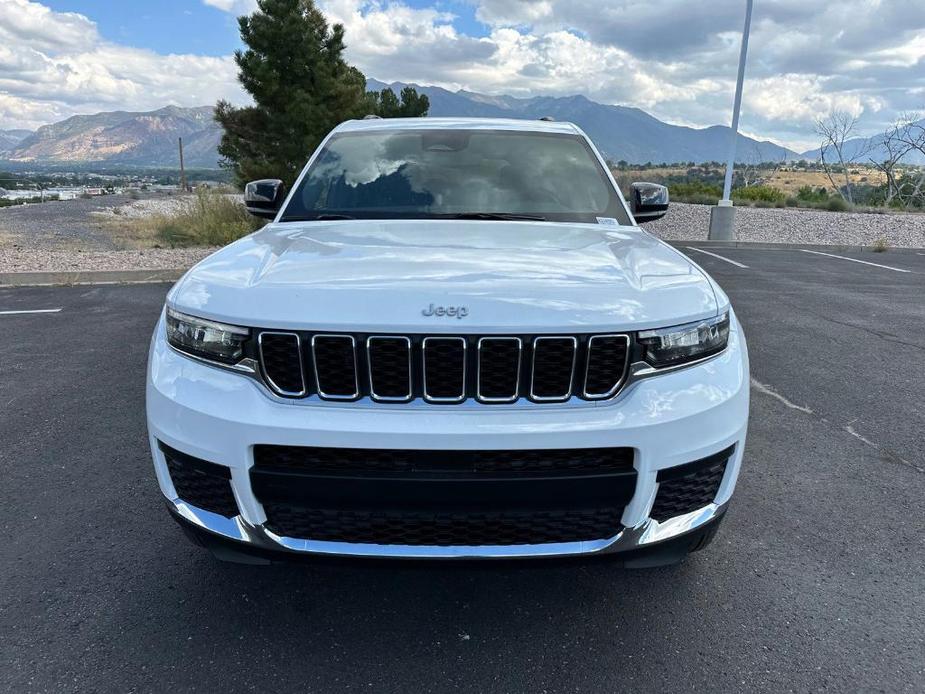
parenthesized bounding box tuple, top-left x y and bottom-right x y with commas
(244, 179, 286, 219)
(630, 182, 669, 223)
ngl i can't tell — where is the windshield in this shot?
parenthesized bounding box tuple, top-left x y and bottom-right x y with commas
(280, 128, 631, 225)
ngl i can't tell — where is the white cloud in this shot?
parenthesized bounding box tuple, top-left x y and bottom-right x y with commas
(3, 0, 924, 149)
(0, 0, 246, 130)
(0, 0, 99, 54)
(319, 0, 925, 148)
(201, 0, 258, 13)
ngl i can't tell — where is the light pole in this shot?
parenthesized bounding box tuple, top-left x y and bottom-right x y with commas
(709, 0, 754, 240)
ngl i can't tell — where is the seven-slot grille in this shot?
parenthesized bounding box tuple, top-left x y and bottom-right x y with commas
(255, 332, 630, 404)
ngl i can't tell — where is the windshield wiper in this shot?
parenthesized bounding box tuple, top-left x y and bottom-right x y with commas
(445, 212, 547, 221)
(280, 213, 356, 222)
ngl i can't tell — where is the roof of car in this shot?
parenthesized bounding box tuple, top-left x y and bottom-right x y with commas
(334, 117, 582, 135)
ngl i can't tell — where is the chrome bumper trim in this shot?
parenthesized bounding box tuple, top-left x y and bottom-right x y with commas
(169, 497, 727, 559)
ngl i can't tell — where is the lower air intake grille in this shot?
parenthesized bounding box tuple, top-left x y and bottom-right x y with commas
(650, 446, 734, 522)
(261, 506, 624, 546)
(161, 442, 238, 518)
(251, 445, 636, 546)
(253, 445, 635, 475)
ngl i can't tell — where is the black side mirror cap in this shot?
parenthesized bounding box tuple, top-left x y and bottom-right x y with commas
(630, 182, 669, 224)
(244, 179, 286, 219)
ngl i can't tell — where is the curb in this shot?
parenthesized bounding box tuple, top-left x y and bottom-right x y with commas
(0, 268, 185, 288)
(666, 240, 925, 253)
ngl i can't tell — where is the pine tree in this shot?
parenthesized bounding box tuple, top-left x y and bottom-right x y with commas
(366, 86, 430, 118)
(215, 0, 428, 187)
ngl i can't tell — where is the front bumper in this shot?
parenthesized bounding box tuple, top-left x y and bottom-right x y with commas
(146, 311, 749, 560)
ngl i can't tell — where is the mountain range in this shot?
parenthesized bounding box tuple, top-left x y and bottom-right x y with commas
(1, 106, 220, 168)
(798, 122, 925, 165)
(0, 81, 865, 169)
(368, 80, 800, 164)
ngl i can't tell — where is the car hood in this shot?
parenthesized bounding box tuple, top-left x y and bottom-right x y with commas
(168, 220, 720, 333)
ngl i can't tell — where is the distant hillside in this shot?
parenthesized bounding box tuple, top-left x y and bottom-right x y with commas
(5, 106, 220, 168)
(0, 129, 33, 153)
(369, 79, 799, 164)
(799, 119, 925, 165)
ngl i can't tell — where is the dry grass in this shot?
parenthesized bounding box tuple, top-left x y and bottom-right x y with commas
(765, 167, 886, 195)
(617, 165, 887, 197)
(101, 189, 263, 249)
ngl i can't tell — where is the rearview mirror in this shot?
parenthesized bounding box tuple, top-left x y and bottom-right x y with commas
(630, 182, 669, 224)
(244, 179, 286, 219)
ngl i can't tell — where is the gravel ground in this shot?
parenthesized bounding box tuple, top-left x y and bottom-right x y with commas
(646, 202, 925, 247)
(90, 196, 191, 220)
(0, 247, 216, 273)
(2, 197, 924, 273)
(0, 192, 195, 253)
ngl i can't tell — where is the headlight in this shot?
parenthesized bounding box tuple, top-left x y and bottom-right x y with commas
(638, 311, 729, 368)
(165, 307, 250, 364)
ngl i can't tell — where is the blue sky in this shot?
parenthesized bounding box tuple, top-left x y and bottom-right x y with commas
(2, 0, 924, 149)
(41, 0, 259, 55)
(41, 0, 490, 55)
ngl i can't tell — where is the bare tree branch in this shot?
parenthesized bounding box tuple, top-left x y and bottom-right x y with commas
(814, 110, 865, 204)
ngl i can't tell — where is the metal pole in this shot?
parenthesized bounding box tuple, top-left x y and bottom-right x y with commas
(721, 0, 754, 201)
(178, 137, 187, 192)
(709, 0, 754, 240)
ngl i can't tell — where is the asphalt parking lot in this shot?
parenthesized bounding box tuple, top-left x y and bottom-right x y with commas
(2, 245, 924, 693)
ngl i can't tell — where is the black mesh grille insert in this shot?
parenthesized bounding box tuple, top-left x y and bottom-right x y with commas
(161, 442, 238, 518)
(584, 335, 630, 397)
(312, 335, 357, 398)
(253, 445, 635, 475)
(251, 445, 635, 546)
(531, 337, 576, 400)
(262, 506, 624, 546)
(423, 338, 466, 401)
(259, 333, 305, 395)
(367, 337, 411, 400)
(478, 338, 521, 401)
(650, 446, 733, 522)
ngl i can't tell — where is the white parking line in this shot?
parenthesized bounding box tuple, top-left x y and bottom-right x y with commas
(685, 247, 749, 268)
(799, 249, 911, 273)
(0, 308, 63, 315)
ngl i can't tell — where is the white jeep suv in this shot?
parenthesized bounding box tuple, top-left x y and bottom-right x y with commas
(146, 117, 749, 567)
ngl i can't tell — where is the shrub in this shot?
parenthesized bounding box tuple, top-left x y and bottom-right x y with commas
(785, 196, 799, 207)
(825, 197, 851, 212)
(677, 193, 720, 206)
(732, 185, 786, 203)
(668, 181, 723, 202)
(796, 185, 829, 203)
(753, 199, 774, 208)
(154, 189, 263, 247)
(871, 237, 889, 252)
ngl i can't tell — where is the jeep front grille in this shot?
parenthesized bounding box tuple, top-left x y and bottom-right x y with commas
(254, 331, 631, 405)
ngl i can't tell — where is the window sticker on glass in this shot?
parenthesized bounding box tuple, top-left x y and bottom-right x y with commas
(596, 217, 619, 226)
